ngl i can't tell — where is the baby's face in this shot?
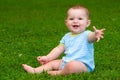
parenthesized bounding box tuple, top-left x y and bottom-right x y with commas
(65, 9, 90, 34)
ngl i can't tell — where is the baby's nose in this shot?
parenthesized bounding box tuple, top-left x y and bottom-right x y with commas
(73, 19, 78, 23)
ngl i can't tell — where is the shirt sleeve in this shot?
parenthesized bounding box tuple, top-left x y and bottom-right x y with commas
(60, 33, 69, 45)
(60, 35, 65, 44)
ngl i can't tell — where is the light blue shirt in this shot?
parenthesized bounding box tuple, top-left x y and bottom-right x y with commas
(60, 30, 95, 72)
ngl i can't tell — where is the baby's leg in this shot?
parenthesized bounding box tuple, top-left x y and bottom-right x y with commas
(22, 64, 35, 73)
(48, 60, 88, 75)
(22, 60, 62, 74)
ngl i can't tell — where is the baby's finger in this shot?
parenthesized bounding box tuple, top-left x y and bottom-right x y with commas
(100, 28, 106, 31)
(96, 37, 100, 42)
(41, 61, 47, 65)
(100, 36, 104, 39)
(93, 26, 97, 31)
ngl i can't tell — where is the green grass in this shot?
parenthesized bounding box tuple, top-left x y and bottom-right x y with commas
(0, 0, 120, 80)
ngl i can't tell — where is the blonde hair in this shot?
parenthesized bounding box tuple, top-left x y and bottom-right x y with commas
(66, 5, 90, 19)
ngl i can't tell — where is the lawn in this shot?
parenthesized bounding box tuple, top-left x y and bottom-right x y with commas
(0, 0, 120, 80)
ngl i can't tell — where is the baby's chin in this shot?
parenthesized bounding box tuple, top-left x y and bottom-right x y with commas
(72, 30, 84, 33)
(71, 32, 81, 35)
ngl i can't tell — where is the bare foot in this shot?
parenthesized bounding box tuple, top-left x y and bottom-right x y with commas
(22, 64, 35, 74)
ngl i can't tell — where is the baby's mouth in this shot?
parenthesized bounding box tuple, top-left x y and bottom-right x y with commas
(73, 25, 79, 28)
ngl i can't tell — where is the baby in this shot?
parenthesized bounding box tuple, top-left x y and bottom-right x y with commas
(22, 5, 105, 75)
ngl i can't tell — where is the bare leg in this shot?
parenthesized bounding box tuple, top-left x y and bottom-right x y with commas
(48, 70, 63, 75)
(22, 60, 62, 74)
(22, 64, 35, 74)
(48, 60, 88, 75)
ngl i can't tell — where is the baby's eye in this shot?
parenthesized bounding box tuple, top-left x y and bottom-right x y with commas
(69, 18, 74, 20)
(78, 18, 83, 20)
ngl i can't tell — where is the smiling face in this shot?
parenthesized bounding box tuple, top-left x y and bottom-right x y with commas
(65, 7, 91, 34)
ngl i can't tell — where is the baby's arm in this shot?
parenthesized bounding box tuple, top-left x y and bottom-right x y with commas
(88, 26, 105, 43)
(37, 44, 64, 65)
(47, 44, 65, 61)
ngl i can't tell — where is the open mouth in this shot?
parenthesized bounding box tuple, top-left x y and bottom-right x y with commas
(73, 25, 79, 28)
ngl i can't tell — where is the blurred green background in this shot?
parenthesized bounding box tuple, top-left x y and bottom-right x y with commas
(0, 0, 120, 80)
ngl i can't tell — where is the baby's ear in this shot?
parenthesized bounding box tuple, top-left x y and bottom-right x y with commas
(65, 20, 67, 23)
(87, 20, 91, 27)
(65, 20, 68, 25)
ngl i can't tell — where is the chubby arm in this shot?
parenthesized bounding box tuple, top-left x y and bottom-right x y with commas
(88, 26, 105, 43)
(37, 44, 65, 65)
(46, 44, 65, 61)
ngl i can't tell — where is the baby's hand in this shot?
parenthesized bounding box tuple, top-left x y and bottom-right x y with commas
(93, 26, 105, 42)
(37, 56, 48, 65)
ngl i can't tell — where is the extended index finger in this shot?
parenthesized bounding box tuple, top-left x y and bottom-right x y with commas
(100, 28, 106, 31)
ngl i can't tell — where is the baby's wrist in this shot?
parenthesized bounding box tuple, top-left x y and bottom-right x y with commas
(45, 56, 49, 61)
(45, 56, 48, 59)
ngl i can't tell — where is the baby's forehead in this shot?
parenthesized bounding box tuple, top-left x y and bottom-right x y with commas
(68, 8, 87, 13)
(67, 8, 89, 18)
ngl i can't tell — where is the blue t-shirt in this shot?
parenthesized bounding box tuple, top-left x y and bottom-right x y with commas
(60, 30, 95, 72)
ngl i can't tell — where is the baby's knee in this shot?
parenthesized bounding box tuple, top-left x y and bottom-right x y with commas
(64, 61, 77, 71)
(64, 60, 87, 73)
